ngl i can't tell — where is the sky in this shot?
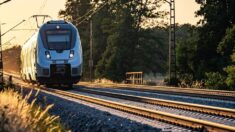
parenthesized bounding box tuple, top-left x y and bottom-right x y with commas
(0, 0, 201, 48)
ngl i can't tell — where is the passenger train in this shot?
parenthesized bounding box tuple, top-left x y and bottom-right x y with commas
(20, 20, 83, 87)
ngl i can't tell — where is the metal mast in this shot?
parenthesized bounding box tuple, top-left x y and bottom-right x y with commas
(168, 0, 176, 84)
(89, 18, 93, 82)
(0, 0, 12, 89)
(31, 15, 52, 28)
(0, 23, 3, 89)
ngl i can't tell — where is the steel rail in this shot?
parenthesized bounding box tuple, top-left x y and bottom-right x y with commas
(77, 88, 235, 118)
(34, 87, 235, 132)
(3, 73, 235, 131)
(79, 82, 235, 101)
(4, 73, 235, 100)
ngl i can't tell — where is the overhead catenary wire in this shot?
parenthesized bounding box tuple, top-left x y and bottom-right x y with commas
(11, 29, 37, 31)
(75, 4, 96, 24)
(3, 16, 39, 48)
(2, 36, 15, 45)
(78, 3, 108, 25)
(37, 0, 48, 14)
(76, 2, 109, 25)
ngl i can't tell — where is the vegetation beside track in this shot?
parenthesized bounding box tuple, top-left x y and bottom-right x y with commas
(0, 89, 66, 132)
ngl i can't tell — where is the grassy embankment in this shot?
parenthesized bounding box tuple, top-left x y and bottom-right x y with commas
(0, 89, 67, 132)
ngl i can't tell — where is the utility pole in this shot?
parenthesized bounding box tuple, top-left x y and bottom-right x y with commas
(164, 0, 176, 85)
(0, 0, 11, 90)
(0, 20, 26, 90)
(89, 18, 93, 82)
(0, 23, 4, 89)
(78, 2, 106, 82)
(77, 2, 107, 82)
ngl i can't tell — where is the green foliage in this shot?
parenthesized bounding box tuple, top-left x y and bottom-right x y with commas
(224, 54, 235, 89)
(194, 0, 235, 78)
(205, 72, 227, 90)
(59, 0, 93, 80)
(175, 1, 235, 90)
(218, 25, 235, 53)
(131, 28, 168, 75)
(95, 0, 167, 82)
(0, 90, 66, 131)
(60, 0, 167, 82)
(178, 73, 194, 88)
(224, 65, 235, 88)
(218, 24, 235, 62)
(164, 77, 179, 86)
(176, 24, 198, 78)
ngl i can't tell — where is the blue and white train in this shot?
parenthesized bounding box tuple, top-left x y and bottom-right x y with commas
(20, 20, 83, 86)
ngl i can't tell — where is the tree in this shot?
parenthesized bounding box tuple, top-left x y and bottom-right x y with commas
(194, 0, 235, 79)
(59, 0, 93, 80)
(175, 24, 199, 86)
(176, 24, 198, 73)
(219, 24, 235, 88)
(205, 72, 227, 90)
(218, 24, 235, 65)
(95, 0, 167, 82)
(60, 0, 167, 82)
(224, 54, 235, 88)
(132, 27, 168, 74)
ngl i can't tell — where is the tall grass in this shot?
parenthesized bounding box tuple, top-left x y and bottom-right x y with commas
(0, 89, 67, 132)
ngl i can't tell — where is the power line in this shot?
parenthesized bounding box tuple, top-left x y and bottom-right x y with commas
(75, 4, 96, 24)
(1, 20, 26, 37)
(2, 36, 15, 45)
(38, 0, 48, 14)
(11, 28, 37, 31)
(77, 2, 108, 25)
(0, 0, 11, 5)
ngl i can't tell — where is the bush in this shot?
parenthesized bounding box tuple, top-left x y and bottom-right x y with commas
(224, 65, 235, 89)
(224, 53, 235, 89)
(205, 72, 227, 90)
(164, 77, 179, 86)
(0, 89, 66, 132)
(178, 73, 194, 88)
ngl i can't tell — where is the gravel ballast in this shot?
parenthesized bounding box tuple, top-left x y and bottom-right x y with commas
(22, 88, 191, 132)
(73, 91, 235, 127)
(77, 86, 235, 109)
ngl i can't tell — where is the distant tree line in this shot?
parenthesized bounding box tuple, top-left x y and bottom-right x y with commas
(59, 0, 168, 82)
(59, 0, 235, 90)
(176, 0, 235, 90)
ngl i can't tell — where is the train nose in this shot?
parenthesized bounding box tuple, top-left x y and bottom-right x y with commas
(48, 50, 70, 60)
(56, 65, 65, 73)
(52, 64, 68, 75)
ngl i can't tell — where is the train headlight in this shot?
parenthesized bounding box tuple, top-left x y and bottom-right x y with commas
(69, 50, 74, 58)
(45, 51, 51, 59)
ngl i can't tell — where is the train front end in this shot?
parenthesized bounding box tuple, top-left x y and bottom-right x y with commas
(36, 20, 82, 85)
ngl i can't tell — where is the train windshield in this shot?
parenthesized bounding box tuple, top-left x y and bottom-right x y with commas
(46, 30, 71, 50)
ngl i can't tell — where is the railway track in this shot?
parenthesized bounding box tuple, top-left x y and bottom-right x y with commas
(5, 72, 235, 101)
(79, 82, 235, 101)
(4, 73, 235, 131)
(22, 85, 235, 131)
(76, 88, 235, 118)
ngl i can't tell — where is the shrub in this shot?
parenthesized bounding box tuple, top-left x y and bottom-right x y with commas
(178, 73, 194, 88)
(0, 89, 66, 132)
(205, 72, 227, 90)
(224, 65, 235, 89)
(224, 53, 235, 89)
(164, 77, 179, 86)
